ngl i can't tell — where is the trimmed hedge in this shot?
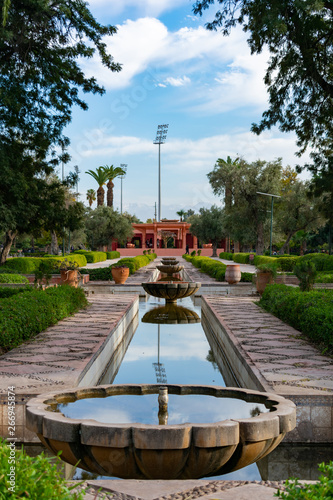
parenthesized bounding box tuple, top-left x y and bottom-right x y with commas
(253, 255, 278, 266)
(259, 284, 333, 353)
(2, 254, 87, 274)
(276, 256, 300, 272)
(106, 251, 120, 259)
(81, 253, 157, 281)
(0, 286, 88, 352)
(315, 271, 333, 283)
(219, 252, 233, 260)
(233, 253, 251, 264)
(184, 254, 256, 283)
(299, 253, 333, 271)
(73, 251, 106, 263)
(0, 287, 33, 299)
(0, 274, 29, 284)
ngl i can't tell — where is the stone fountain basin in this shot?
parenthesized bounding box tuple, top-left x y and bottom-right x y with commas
(142, 281, 201, 303)
(26, 384, 296, 480)
(161, 260, 180, 266)
(156, 264, 184, 274)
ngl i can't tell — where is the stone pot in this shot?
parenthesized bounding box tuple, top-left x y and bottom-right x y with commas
(111, 266, 130, 284)
(60, 269, 79, 288)
(256, 272, 273, 295)
(126, 243, 135, 248)
(225, 264, 241, 285)
(202, 244, 212, 248)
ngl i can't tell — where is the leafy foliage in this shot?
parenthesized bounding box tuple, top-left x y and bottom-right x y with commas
(0, 287, 33, 299)
(259, 284, 333, 353)
(0, 273, 29, 283)
(275, 461, 333, 499)
(0, 285, 88, 351)
(85, 206, 133, 249)
(293, 260, 317, 291)
(0, 437, 85, 499)
(189, 205, 226, 257)
(73, 251, 107, 263)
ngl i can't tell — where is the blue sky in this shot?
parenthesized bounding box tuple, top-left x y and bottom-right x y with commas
(65, 0, 310, 221)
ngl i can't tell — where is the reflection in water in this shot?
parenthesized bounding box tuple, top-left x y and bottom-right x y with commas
(142, 303, 201, 324)
(58, 393, 269, 425)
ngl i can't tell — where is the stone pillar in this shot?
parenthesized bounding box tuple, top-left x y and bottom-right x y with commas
(193, 235, 198, 249)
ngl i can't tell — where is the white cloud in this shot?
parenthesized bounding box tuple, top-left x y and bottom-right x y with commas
(164, 76, 191, 87)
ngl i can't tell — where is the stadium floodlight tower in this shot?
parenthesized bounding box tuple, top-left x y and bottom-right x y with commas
(153, 124, 169, 222)
(119, 164, 127, 215)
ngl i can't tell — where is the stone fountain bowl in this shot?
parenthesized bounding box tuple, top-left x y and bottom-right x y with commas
(26, 384, 296, 480)
(156, 264, 184, 275)
(142, 281, 201, 303)
(142, 304, 200, 324)
(161, 259, 180, 266)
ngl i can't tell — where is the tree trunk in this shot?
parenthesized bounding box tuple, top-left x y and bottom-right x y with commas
(0, 230, 18, 265)
(280, 231, 297, 255)
(97, 186, 105, 206)
(212, 242, 218, 257)
(50, 230, 58, 255)
(107, 180, 114, 207)
(256, 222, 265, 255)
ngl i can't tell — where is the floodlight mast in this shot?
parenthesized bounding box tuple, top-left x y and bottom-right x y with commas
(256, 191, 281, 256)
(153, 124, 169, 222)
(120, 164, 127, 215)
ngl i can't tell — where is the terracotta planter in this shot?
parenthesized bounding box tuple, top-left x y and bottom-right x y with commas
(126, 243, 135, 248)
(225, 264, 241, 285)
(256, 272, 273, 295)
(60, 270, 79, 288)
(111, 266, 130, 284)
(202, 244, 212, 248)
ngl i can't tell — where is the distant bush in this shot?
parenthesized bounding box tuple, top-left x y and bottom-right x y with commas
(81, 267, 112, 281)
(293, 260, 317, 291)
(73, 251, 106, 263)
(2, 254, 87, 274)
(106, 251, 120, 259)
(0, 274, 29, 284)
(276, 256, 300, 272)
(315, 271, 333, 283)
(240, 272, 254, 282)
(253, 255, 278, 267)
(233, 253, 251, 264)
(219, 252, 233, 260)
(183, 255, 227, 281)
(260, 284, 333, 353)
(0, 286, 88, 352)
(299, 253, 333, 271)
(0, 437, 85, 499)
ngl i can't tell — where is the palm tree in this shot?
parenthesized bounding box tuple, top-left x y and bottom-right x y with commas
(86, 189, 96, 207)
(85, 167, 108, 206)
(177, 209, 186, 222)
(103, 165, 126, 208)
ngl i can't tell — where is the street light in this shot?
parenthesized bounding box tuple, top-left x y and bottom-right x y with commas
(153, 124, 169, 222)
(120, 164, 127, 215)
(256, 191, 281, 256)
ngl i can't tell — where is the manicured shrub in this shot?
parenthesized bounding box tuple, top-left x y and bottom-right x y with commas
(299, 253, 333, 271)
(240, 272, 254, 282)
(276, 256, 300, 272)
(233, 253, 251, 264)
(73, 251, 106, 263)
(106, 251, 120, 259)
(0, 437, 85, 499)
(219, 252, 233, 260)
(260, 284, 333, 353)
(0, 274, 29, 284)
(82, 267, 112, 281)
(134, 255, 150, 268)
(253, 255, 278, 267)
(0, 267, 18, 274)
(3, 257, 43, 273)
(293, 260, 317, 291)
(0, 287, 33, 299)
(315, 271, 333, 283)
(184, 255, 227, 280)
(190, 250, 196, 257)
(0, 286, 88, 352)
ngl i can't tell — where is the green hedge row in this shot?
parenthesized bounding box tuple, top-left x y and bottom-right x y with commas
(107, 251, 120, 259)
(184, 254, 256, 282)
(0, 437, 85, 499)
(0, 287, 33, 299)
(2, 254, 87, 274)
(299, 253, 333, 271)
(0, 286, 88, 352)
(259, 284, 333, 353)
(73, 251, 106, 263)
(219, 252, 234, 261)
(0, 274, 29, 284)
(81, 253, 157, 281)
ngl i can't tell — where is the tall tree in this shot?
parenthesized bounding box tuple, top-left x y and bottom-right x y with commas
(86, 189, 97, 208)
(85, 206, 133, 250)
(0, 0, 121, 260)
(103, 165, 126, 208)
(208, 158, 282, 254)
(176, 210, 186, 222)
(189, 205, 227, 257)
(85, 167, 109, 207)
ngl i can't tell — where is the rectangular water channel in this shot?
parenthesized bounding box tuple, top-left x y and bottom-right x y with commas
(69, 296, 330, 483)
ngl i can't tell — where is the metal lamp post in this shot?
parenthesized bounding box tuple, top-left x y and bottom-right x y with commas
(153, 124, 169, 222)
(257, 191, 281, 256)
(120, 164, 127, 215)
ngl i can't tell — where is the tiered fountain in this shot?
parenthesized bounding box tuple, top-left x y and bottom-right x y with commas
(142, 257, 201, 303)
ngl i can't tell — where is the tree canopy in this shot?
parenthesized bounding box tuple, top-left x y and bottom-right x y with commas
(189, 205, 227, 257)
(193, 0, 333, 156)
(85, 206, 133, 249)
